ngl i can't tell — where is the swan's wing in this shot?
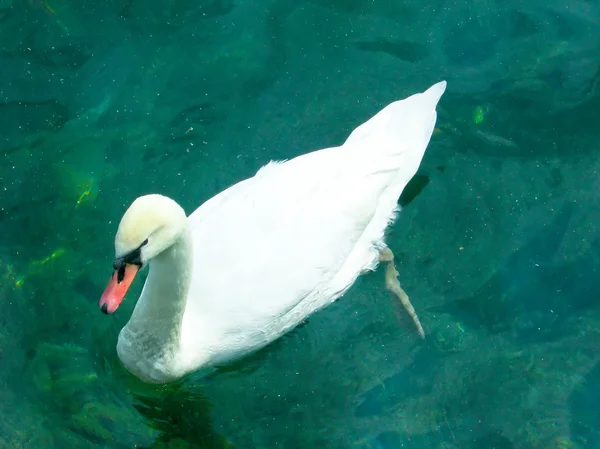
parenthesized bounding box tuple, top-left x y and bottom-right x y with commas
(186, 146, 378, 325)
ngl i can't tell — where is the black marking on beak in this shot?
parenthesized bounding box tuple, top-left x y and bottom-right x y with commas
(113, 238, 149, 275)
(101, 303, 109, 314)
(117, 265, 126, 283)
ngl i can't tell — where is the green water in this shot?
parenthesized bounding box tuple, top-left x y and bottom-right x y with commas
(1, 0, 600, 447)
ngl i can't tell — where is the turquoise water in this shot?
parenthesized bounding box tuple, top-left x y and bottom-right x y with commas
(1, 0, 600, 447)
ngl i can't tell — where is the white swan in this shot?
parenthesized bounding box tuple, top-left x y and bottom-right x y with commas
(99, 81, 447, 384)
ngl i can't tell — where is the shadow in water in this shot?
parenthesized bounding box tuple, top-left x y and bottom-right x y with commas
(569, 359, 600, 448)
(372, 428, 513, 449)
(98, 329, 233, 448)
(131, 381, 232, 449)
(428, 202, 600, 343)
(355, 344, 441, 418)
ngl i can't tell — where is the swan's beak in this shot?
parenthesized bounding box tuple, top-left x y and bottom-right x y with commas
(99, 264, 139, 314)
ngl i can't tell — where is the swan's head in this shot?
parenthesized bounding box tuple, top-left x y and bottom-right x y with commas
(99, 194, 187, 314)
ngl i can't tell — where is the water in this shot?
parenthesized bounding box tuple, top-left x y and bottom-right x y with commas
(1, 0, 600, 447)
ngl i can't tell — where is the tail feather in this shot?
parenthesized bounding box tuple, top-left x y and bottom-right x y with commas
(343, 80, 446, 153)
(342, 80, 447, 204)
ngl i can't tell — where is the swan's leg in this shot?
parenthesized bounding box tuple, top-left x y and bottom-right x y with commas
(379, 247, 425, 339)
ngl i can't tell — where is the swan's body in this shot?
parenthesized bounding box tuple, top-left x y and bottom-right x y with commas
(100, 81, 447, 383)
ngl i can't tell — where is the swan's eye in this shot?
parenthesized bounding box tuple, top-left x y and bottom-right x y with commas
(141, 238, 149, 247)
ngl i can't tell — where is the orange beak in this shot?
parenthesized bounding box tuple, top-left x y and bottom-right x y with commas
(99, 264, 139, 314)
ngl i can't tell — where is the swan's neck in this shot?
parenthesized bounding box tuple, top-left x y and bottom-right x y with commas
(117, 227, 193, 383)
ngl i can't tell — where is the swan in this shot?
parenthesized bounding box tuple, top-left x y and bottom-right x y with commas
(99, 81, 447, 384)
